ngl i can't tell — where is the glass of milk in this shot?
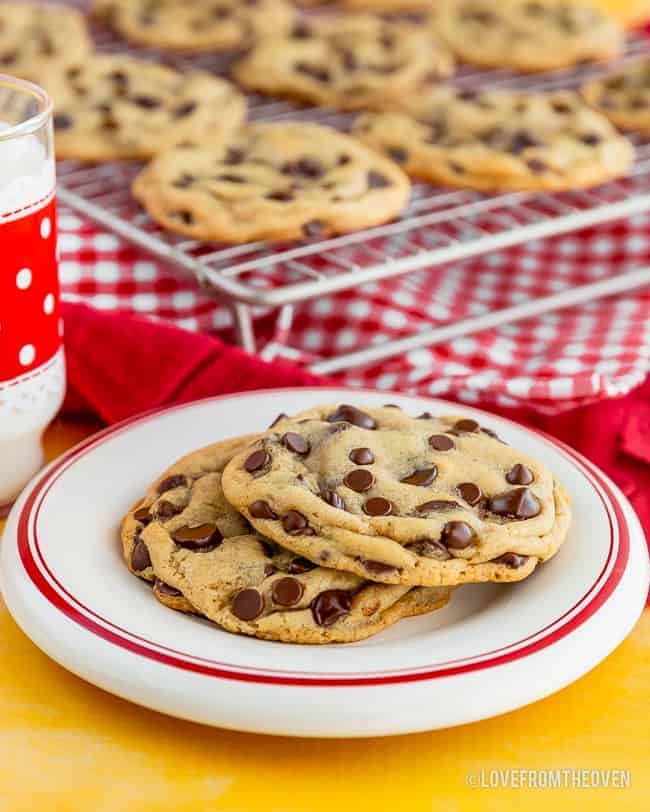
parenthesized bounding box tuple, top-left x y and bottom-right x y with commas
(0, 75, 64, 515)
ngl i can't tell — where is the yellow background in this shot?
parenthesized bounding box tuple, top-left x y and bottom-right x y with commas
(2, 2, 650, 808)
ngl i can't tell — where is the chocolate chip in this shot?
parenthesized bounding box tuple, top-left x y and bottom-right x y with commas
(133, 506, 152, 524)
(172, 173, 195, 188)
(429, 434, 455, 451)
(453, 418, 480, 433)
(172, 523, 223, 551)
(449, 162, 465, 174)
(506, 464, 534, 485)
(291, 21, 313, 39)
(580, 133, 602, 146)
(249, 500, 277, 520)
(266, 190, 294, 202)
(337, 154, 351, 166)
(327, 405, 377, 429)
(367, 170, 391, 189)
(272, 576, 304, 607)
(232, 588, 264, 621)
(244, 449, 270, 473)
(349, 448, 374, 465)
(264, 564, 277, 577)
(174, 101, 197, 118)
(492, 552, 529, 569)
(156, 499, 182, 519)
(509, 131, 540, 154)
(303, 220, 324, 238)
(311, 589, 352, 627)
(457, 482, 482, 506)
(344, 469, 375, 492)
(282, 510, 313, 535)
(387, 146, 408, 163)
(131, 538, 151, 571)
(401, 467, 438, 486)
(259, 539, 275, 558)
(457, 88, 479, 102)
(321, 489, 346, 510)
(218, 173, 245, 183)
(132, 95, 161, 109)
(526, 159, 547, 173)
(551, 100, 572, 114)
(416, 499, 461, 513)
(340, 49, 358, 71)
(441, 521, 476, 549)
(405, 539, 451, 560)
(363, 497, 392, 516)
(294, 61, 331, 83)
(53, 113, 73, 130)
(175, 211, 194, 226)
(283, 157, 324, 179)
(481, 427, 502, 442)
(282, 432, 310, 455)
(157, 474, 187, 494)
(269, 413, 288, 428)
(155, 578, 182, 597)
(418, 412, 433, 420)
(288, 556, 317, 574)
(488, 488, 541, 519)
(224, 147, 245, 165)
(358, 558, 397, 576)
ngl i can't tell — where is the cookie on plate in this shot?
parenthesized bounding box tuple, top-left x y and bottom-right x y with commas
(432, 0, 623, 73)
(354, 87, 634, 191)
(132, 122, 411, 243)
(0, 2, 92, 82)
(232, 14, 453, 112)
(124, 435, 451, 644)
(221, 405, 572, 587)
(583, 57, 650, 136)
(93, 0, 295, 52)
(43, 55, 246, 162)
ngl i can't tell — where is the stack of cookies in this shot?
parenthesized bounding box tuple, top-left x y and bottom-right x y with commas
(122, 404, 572, 644)
(0, 0, 639, 244)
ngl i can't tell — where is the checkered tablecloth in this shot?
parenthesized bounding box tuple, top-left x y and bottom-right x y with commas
(58, 207, 650, 415)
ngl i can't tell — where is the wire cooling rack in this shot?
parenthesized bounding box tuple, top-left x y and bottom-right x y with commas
(55, 5, 650, 368)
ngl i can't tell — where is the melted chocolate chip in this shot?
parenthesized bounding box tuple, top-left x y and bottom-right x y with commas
(294, 61, 331, 83)
(132, 94, 161, 109)
(133, 506, 152, 524)
(131, 538, 151, 571)
(327, 405, 377, 429)
(344, 469, 375, 492)
(406, 539, 451, 560)
(272, 576, 304, 607)
(172, 172, 195, 188)
(580, 133, 602, 146)
(488, 488, 541, 519)
(441, 521, 476, 549)
(282, 510, 314, 535)
(416, 499, 461, 513)
(509, 131, 540, 154)
(283, 156, 324, 179)
(155, 579, 182, 597)
(264, 564, 277, 577)
(244, 449, 270, 473)
(172, 523, 223, 551)
(321, 489, 346, 510)
(367, 170, 391, 189)
(492, 552, 529, 569)
(224, 147, 245, 165)
(526, 158, 547, 173)
(349, 447, 374, 465)
(457, 482, 482, 506)
(157, 474, 187, 494)
(387, 146, 408, 163)
(156, 499, 182, 519)
(363, 497, 393, 516)
(453, 418, 480, 433)
(266, 190, 294, 202)
(53, 112, 73, 130)
(311, 589, 352, 627)
(282, 432, 310, 455)
(506, 464, 534, 485)
(249, 500, 277, 520)
(291, 21, 313, 39)
(401, 466, 437, 486)
(232, 588, 264, 621)
(358, 558, 398, 576)
(174, 101, 197, 118)
(429, 434, 455, 451)
(288, 556, 318, 574)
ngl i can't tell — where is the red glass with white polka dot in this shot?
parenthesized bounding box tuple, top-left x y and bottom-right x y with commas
(0, 75, 64, 515)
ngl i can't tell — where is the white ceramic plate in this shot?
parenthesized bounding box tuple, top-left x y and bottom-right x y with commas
(2, 388, 648, 738)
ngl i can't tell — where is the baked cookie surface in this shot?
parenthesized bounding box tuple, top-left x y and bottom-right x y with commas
(94, 0, 295, 51)
(0, 2, 91, 82)
(433, 0, 623, 73)
(43, 56, 246, 162)
(132, 122, 411, 243)
(354, 87, 634, 191)
(583, 57, 650, 136)
(222, 405, 572, 587)
(232, 14, 453, 112)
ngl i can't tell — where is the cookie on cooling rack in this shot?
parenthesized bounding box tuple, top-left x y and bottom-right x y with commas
(432, 0, 623, 73)
(0, 2, 91, 83)
(131, 122, 411, 243)
(232, 14, 453, 113)
(124, 435, 451, 644)
(42, 55, 246, 162)
(583, 57, 650, 136)
(221, 404, 573, 588)
(94, 0, 295, 52)
(354, 87, 634, 192)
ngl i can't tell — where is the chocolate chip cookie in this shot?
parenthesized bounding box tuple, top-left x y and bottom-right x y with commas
(221, 405, 572, 587)
(354, 87, 634, 192)
(232, 14, 453, 112)
(583, 58, 650, 136)
(433, 0, 623, 73)
(0, 2, 92, 82)
(94, 0, 295, 52)
(42, 55, 246, 162)
(123, 435, 451, 644)
(131, 122, 411, 243)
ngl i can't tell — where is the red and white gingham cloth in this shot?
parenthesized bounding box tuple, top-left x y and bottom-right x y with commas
(57, 208, 650, 414)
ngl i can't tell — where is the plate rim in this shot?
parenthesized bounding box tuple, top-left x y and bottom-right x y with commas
(11, 388, 631, 687)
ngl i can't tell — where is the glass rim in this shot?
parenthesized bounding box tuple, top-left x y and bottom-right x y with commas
(0, 74, 52, 142)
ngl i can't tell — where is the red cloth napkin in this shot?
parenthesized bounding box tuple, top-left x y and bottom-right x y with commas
(62, 301, 650, 552)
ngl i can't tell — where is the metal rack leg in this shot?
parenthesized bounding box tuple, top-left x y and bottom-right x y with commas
(230, 302, 256, 354)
